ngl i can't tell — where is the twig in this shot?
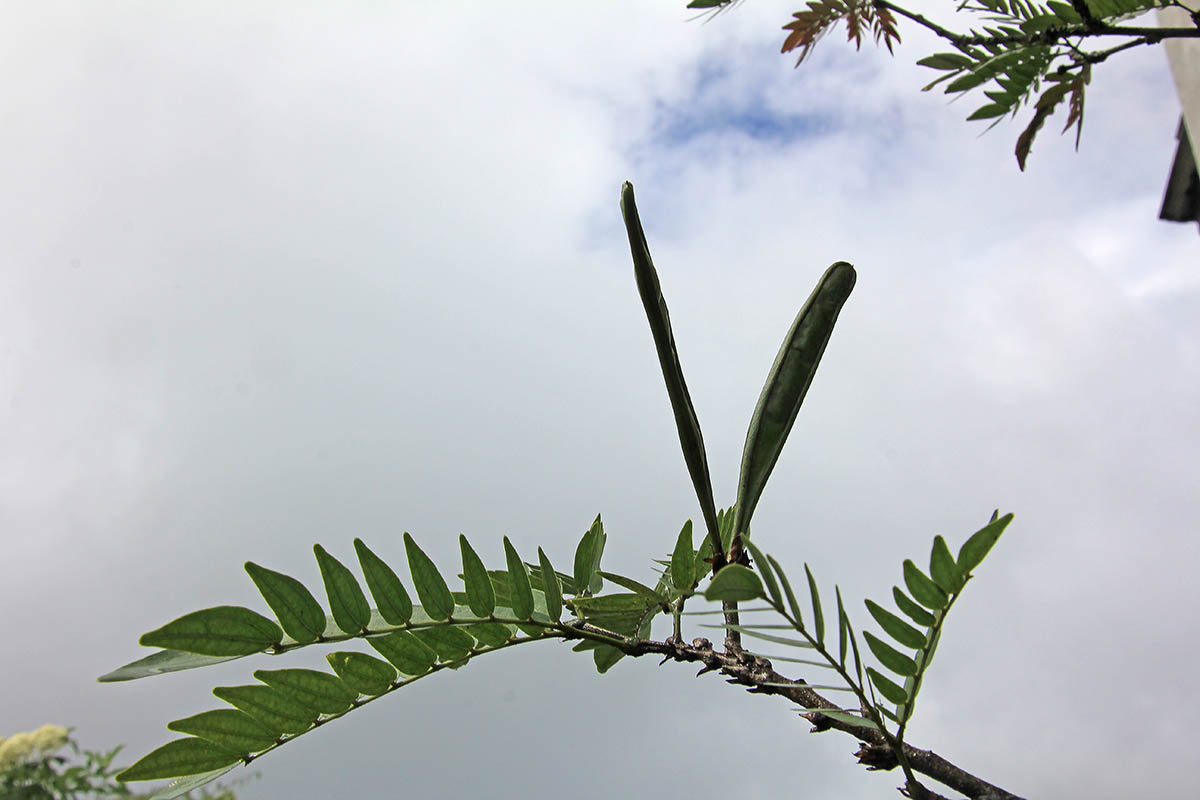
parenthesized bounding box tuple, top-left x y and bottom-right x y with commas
(562, 626, 1028, 800)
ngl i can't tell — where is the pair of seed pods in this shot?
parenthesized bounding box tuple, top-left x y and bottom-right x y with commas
(619, 181, 855, 570)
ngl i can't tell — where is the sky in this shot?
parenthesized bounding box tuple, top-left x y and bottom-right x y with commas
(2, 2, 1198, 799)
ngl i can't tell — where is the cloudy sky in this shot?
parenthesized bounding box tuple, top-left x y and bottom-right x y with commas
(3, 2, 1197, 798)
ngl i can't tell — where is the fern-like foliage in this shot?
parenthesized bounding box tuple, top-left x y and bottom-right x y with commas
(105, 182, 1018, 799)
(690, 0, 1198, 170)
(701, 510, 1014, 784)
(780, 0, 900, 64)
(101, 518, 679, 797)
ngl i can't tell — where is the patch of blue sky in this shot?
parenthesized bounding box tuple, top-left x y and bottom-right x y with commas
(653, 101, 828, 148)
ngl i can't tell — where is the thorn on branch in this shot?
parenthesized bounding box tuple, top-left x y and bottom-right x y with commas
(855, 741, 900, 771)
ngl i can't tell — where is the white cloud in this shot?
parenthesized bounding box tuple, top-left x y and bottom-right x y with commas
(2, 3, 1196, 799)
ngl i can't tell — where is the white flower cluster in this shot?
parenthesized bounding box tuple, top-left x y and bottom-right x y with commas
(0, 724, 70, 770)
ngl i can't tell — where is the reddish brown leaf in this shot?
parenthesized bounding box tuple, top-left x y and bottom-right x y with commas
(1015, 82, 1071, 171)
(874, 6, 901, 54)
(846, 6, 864, 50)
(781, 1, 849, 66)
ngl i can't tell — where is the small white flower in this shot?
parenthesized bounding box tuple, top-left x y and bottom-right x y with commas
(31, 724, 69, 755)
(0, 732, 35, 768)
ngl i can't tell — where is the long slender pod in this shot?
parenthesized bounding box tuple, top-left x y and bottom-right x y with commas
(620, 181, 723, 565)
(732, 262, 856, 549)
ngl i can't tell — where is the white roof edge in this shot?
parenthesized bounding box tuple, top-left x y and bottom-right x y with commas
(1158, 8, 1200, 160)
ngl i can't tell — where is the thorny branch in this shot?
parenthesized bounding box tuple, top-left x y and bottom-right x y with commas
(561, 622, 1026, 800)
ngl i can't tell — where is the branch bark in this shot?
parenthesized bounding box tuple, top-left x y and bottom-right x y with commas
(562, 624, 1027, 800)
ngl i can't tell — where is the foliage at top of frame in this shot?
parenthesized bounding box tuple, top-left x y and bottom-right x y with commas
(689, 0, 1196, 169)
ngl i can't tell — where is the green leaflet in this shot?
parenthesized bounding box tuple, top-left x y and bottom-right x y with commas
(327, 651, 398, 696)
(482, 571, 553, 628)
(768, 554, 804, 627)
(732, 262, 856, 543)
(863, 632, 918, 677)
(958, 512, 1013, 574)
(167, 709, 279, 755)
(503, 537, 535, 619)
(903, 559, 949, 610)
(139, 606, 283, 657)
(867, 668, 909, 706)
(744, 541, 781, 609)
(864, 599, 927, 650)
(145, 766, 238, 800)
(836, 587, 849, 670)
(671, 520, 696, 591)
(537, 547, 563, 622)
(98, 650, 243, 683)
(314, 545, 371, 634)
(708, 624, 815, 648)
(804, 564, 825, 646)
(404, 533, 455, 621)
(703, 564, 764, 602)
(593, 644, 625, 673)
(116, 738, 240, 782)
(916, 52, 973, 70)
(597, 571, 667, 606)
(694, 529, 715, 580)
(460, 535, 496, 617)
(254, 668, 357, 716)
(573, 514, 606, 596)
(244, 562, 326, 644)
(354, 538, 413, 625)
(213, 684, 316, 735)
(620, 181, 721, 553)
(809, 709, 883, 733)
(367, 629, 438, 675)
(569, 593, 656, 635)
(929, 535, 964, 594)
(527, 564, 579, 596)
(717, 505, 738, 554)
(412, 626, 477, 661)
(462, 622, 515, 648)
(892, 586, 936, 627)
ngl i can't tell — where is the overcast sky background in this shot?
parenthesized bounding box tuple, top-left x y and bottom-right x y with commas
(3, 2, 1198, 799)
